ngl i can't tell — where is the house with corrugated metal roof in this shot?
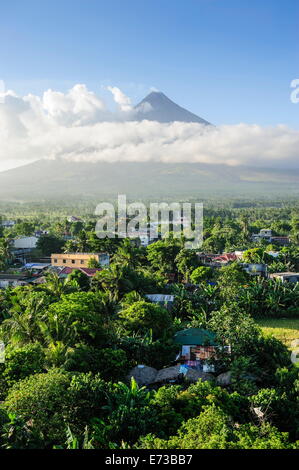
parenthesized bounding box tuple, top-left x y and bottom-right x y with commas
(174, 328, 218, 373)
(174, 328, 231, 374)
(57, 266, 102, 278)
(145, 294, 175, 309)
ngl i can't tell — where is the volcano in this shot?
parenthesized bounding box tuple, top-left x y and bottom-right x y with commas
(134, 91, 211, 124)
(0, 91, 297, 202)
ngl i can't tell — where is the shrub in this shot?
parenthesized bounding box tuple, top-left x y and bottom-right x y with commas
(4, 369, 71, 446)
(4, 369, 109, 447)
(64, 345, 130, 381)
(2, 343, 45, 388)
(190, 266, 213, 284)
(118, 301, 173, 340)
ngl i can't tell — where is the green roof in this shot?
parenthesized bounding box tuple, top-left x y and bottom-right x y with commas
(174, 328, 217, 346)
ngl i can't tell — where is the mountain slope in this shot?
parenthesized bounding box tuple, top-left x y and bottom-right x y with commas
(134, 91, 211, 124)
(0, 159, 298, 201)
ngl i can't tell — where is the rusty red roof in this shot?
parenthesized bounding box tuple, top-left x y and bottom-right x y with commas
(59, 267, 102, 277)
(213, 253, 237, 263)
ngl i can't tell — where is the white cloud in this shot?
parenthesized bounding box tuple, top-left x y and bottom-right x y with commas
(42, 84, 107, 125)
(107, 86, 132, 112)
(0, 84, 298, 171)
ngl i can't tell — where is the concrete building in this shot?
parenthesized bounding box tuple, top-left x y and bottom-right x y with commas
(252, 229, 273, 242)
(1, 220, 16, 228)
(51, 252, 110, 268)
(270, 236, 290, 246)
(12, 236, 39, 264)
(13, 236, 38, 250)
(241, 263, 268, 277)
(270, 272, 299, 283)
(146, 294, 175, 309)
(252, 229, 290, 246)
(67, 216, 82, 223)
(0, 273, 29, 289)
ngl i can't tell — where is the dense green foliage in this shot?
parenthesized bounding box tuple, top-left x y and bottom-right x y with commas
(0, 202, 298, 449)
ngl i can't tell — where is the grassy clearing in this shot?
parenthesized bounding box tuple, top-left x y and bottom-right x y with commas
(256, 318, 299, 349)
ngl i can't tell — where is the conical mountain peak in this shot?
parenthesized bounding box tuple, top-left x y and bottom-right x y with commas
(134, 91, 211, 124)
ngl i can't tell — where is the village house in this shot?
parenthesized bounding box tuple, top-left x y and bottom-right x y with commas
(196, 252, 267, 277)
(127, 328, 232, 387)
(270, 272, 299, 283)
(57, 266, 102, 279)
(212, 253, 238, 265)
(34, 230, 49, 237)
(51, 252, 110, 268)
(252, 229, 290, 246)
(196, 252, 238, 268)
(0, 273, 30, 289)
(252, 229, 272, 242)
(13, 236, 38, 250)
(23, 263, 51, 275)
(127, 230, 151, 247)
(270, 236, 290, 246)
(174, 328, 222, 373)
(67, 216, 82, 223)
(241, 263, 268, 277)
(267, 251, 280, 258)
(145, 294, 175, 309)
(12, 236, 39, 264)
(1, 220, 16, 228)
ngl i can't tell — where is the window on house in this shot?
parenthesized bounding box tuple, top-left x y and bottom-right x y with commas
(63, 259, 66, 264)
(80, 260, 84, 264)
(54, 259, 57, 263)
(72, 260, 75, 264)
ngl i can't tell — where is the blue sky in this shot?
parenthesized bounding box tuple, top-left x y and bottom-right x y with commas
(0, 0, 298, 126)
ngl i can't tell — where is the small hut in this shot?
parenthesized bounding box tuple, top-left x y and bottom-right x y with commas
(174, 328, 218, 373)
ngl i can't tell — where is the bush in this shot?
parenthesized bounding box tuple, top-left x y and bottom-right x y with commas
(47, 292, 107, 346)
(4, 369, 71, 446)
(64, 373, 108, 435)
(4, 369, 109, 447)
(92, 379, 156, 446)
(208, 303, 260, 358)
(118, 301, 173, 340)
(64, 345, 130, 382)
(247, 335, 291, 384)
(2, 344, 45, 388)
(190, 266, 213, 284)
(118, 337, 178, 370)
(251, 386, 299, 439)
(137, 404, 295, 449)
(0, 412, 43, 449)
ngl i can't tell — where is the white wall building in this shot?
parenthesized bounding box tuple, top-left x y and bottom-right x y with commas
(13, 236, 38, 250)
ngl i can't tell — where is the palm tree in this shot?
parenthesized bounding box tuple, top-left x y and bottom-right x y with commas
(42, 272, 77, 298)
(76, 230, 88, 252)
(1, 293, 46, 345)
(112, 239, 144, 269)
(63, 239, 77, 253)
(38, 312, 77, 358)
(93, 263, 133, 300)
(0, 238, 12, 271)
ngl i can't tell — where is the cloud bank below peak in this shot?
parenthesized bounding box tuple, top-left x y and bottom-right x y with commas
(0, 83, 298, 171)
